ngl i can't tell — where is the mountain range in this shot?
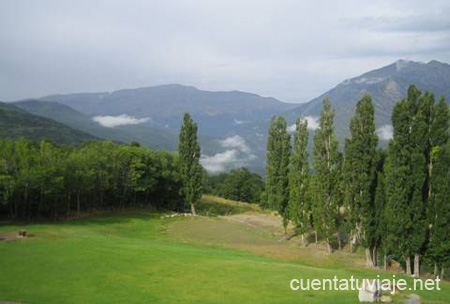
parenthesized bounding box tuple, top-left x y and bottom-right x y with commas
(0, 102, 97, 145)
(286, 59, 450, 142)
(3, 59, 450, 174)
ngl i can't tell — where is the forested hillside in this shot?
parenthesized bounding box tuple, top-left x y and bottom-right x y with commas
(14, 100, 178, 150)
(0, 102, 98, 144)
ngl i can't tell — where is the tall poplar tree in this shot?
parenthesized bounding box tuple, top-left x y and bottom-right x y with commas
(178, 113, 203, 215)
(288, 117, 310, 244)
(427, 97, 450, 277)
(372, 150, 387, 268)
(428, 143, 450, 278)
(266, 116, 291, 233)
(344, 95, 378, 267)
(313, 98, 342, 254)
(386, 85, 424, 275)
(374, 168, 389, 270)
(409, 91, 434, 277)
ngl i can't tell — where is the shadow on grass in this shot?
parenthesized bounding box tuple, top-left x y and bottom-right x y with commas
(0, 208, 166, 228)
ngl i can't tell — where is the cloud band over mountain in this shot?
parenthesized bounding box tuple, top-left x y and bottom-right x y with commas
(92, 115, 149, 128)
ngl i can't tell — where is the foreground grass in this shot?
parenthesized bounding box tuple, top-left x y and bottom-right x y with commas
(0, 210, 449, 303)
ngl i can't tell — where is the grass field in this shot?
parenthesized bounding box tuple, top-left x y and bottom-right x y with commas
(1, 199, 449, 303)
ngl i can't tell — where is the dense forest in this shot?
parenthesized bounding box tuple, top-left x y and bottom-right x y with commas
(0, 140, 182, 220)
(265, 85, 450, 278)
(204, 168, 264, 204)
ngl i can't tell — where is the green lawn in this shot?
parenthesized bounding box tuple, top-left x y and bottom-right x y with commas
(0, 212, 448, 303)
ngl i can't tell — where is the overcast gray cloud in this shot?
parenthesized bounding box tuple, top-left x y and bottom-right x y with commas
(1, 0, 449, 102)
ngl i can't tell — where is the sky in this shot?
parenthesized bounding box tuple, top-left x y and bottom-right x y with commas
(1, 0, 449, 103)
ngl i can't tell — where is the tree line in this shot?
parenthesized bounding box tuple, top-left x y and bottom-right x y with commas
(204, 167, 265, 203)
(0, 139, 183, 220)
(0, 113, 206, 221)
(265, 85, 450, 278)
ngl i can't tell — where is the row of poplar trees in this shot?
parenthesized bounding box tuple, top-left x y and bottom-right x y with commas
(266, 85, 450, 278)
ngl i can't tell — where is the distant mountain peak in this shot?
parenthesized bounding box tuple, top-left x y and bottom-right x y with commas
(288, 58, 450, 143)
(339, 59, 448, 87)
(394, 59, 426, 71)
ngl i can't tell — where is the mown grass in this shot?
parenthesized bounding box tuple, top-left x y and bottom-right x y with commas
(0, 199, 449, 303)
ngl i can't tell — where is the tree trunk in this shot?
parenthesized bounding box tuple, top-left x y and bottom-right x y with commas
(434, 262, 439, 278)
(349, 231, 356, 253)
(338, 234, 342, 251)
(39, 189, 44, 216)
(77, 192, 81, 216)
(327, 239, 332, 254)
(25, 183, 30, 222)
(383, 254, 388, 271)
(314, 230, 318, 247)
(53, 197, 58, 220)
(405, 256, 412, 275)
(372, 246, 378, 267)
(348, 231, 353, 253)
(190, 203, 196, 216)
(441, 267, 445, 279)
(414, 254, 420, 277)
(365, 248, 374, 268)
(67, 193, 71, 214)
(301, 234, 305, 247)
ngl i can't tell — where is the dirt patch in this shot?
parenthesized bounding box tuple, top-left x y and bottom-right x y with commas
(167, 214, 364, 268)
(224, 213, 295, 237)
(0, 232, 29, 242)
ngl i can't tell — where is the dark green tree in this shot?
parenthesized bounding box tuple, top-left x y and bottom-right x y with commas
(428, 144, 450, 278)
(386, 85, 429, 276)
(427, 97, 450, 278)
(266, 116, 291, 233)
(344, 95, 378, 266)
(288, 117, 310, 245)
(178, 113, 203, 215)
(372, 150, 388, 269)
(313, 98, 342, 254)
(205, 168, 264, 204)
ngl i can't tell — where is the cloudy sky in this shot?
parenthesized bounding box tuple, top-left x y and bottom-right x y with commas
(1, 0, 449, 102)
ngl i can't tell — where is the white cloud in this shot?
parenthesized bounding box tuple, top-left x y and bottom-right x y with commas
(305, 116, 319, 130)
(287, 124, 296, 133)
(233, 118, 248, 125)
(200, 150, 239, 174)
(220, 135, 251, 153)
(376, 124, 393, 141)
(288, 116, 319, 133)
(201, 135, 256, 173)
(92, 114, 149, 128)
